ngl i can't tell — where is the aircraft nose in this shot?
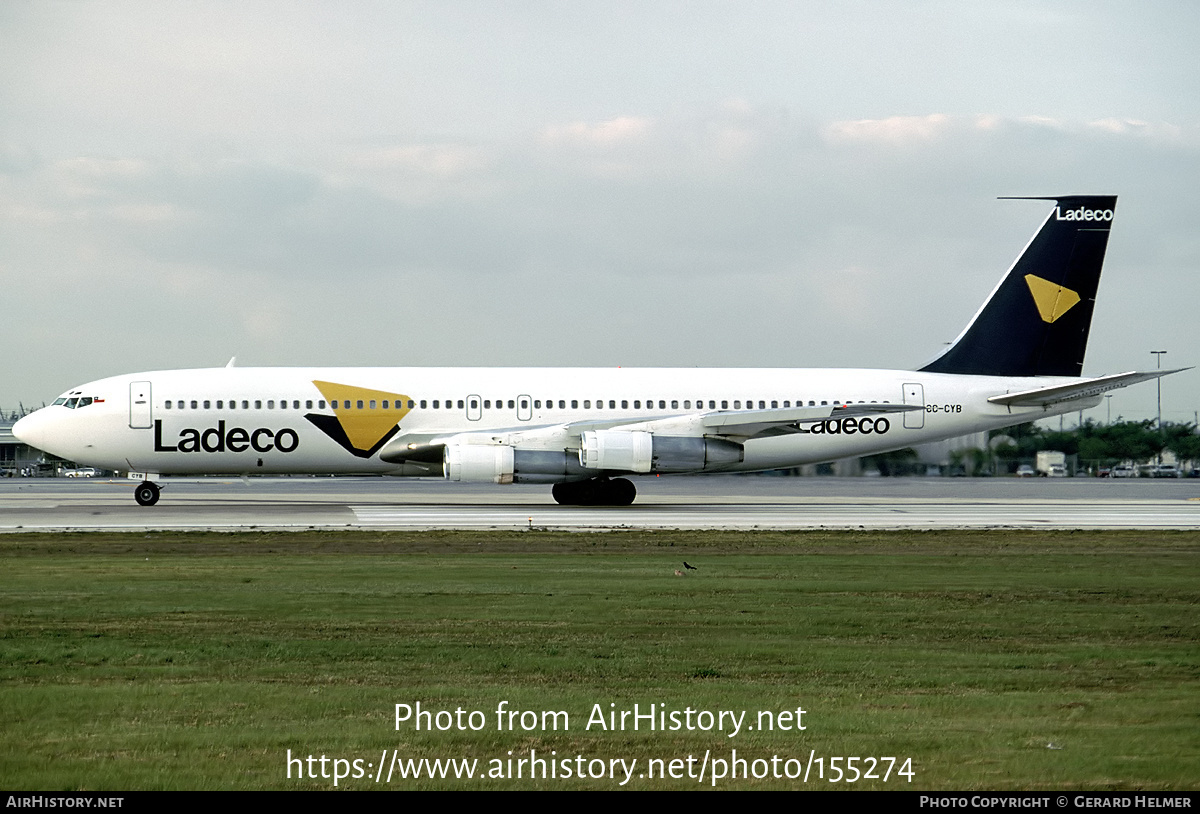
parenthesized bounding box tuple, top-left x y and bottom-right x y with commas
(12, 409, 54, 454)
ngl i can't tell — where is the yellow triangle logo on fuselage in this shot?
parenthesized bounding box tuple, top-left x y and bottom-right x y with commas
(311, 380, 411, 454)
(1024, 274, 1081, 324)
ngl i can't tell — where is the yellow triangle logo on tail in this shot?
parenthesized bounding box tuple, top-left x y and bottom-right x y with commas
(1024, 274, 1081, 323)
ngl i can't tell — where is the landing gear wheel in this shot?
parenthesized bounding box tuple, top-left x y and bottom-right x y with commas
(134, 481, 161, 507)
(552, 477, 637, 506)
(607, 477, 636, 506)
(551, 482, 576, 505)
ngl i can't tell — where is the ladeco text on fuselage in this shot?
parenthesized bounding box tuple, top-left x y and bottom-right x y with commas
(153, 419, 299, 453)
(794, 416, 890, 435)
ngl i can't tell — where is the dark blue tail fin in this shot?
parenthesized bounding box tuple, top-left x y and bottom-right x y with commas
(919, 196, 1116, 377)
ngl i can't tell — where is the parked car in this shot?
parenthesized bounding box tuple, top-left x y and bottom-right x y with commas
(1151, 465, 1180, 478)
(62, 467, 97, 478)
(1016, 464, 1035, 477)
(1111, 465, 1137, 478)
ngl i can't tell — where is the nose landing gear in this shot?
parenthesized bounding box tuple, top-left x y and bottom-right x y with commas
(134, 480, 161, 507)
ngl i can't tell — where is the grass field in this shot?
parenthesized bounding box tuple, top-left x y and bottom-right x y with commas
(1, 529, 1197, 790)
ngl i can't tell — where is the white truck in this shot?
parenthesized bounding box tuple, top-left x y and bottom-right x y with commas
(1036, 450, 1067, 477)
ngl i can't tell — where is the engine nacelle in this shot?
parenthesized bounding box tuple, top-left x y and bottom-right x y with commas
(652, 436, 743, 472)
(579, 431, 743, 473)
(444, 444, 514, 484)
(579, 430, 653, 472)
(511, 450, 591, 484)
(443, 445, 592, 484)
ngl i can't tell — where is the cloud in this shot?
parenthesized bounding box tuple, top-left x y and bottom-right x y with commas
(824, 114, 953, 145)
(4, 103, 1198, 406)
(541, 116, 653, 148)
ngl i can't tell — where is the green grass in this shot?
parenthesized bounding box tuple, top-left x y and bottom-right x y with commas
(1, 530, 1197, 789)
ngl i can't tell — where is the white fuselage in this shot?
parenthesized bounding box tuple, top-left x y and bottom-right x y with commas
(14, 366, 1093, 478)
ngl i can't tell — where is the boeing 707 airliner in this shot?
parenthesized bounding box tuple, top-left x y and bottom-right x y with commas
(14, 195, 1183, 506)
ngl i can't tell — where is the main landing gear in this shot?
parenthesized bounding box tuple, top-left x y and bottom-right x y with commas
(134, 480, 161, 507)
(551, 477, 636, 506)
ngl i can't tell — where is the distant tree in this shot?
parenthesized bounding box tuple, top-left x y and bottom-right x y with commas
(950, 446, 991, 475)
(1163, 422, 1200, 466)
(864, 447, 919, 477)
(1071, 419, 1156, 464)
(1039, 429, 1078, 456)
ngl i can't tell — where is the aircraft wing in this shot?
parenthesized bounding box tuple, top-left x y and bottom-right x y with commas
(378, 402, 922, 462)
(700, 403, 920, 439)
(987, 369, 1190, 408)
(377, 416, 650, 463)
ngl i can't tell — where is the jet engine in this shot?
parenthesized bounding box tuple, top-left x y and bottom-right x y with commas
(579, 430, 743, 473)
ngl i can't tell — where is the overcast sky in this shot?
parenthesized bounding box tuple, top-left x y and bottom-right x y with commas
(2, 1, 1197, 424)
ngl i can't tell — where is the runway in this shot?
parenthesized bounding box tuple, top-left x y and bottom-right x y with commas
(1, 476, 1197, 531)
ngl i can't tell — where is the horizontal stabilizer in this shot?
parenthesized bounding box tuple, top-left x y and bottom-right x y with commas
(987, 369, 1189, 408)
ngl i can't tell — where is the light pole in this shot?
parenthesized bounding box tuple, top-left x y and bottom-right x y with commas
(1105, 394, 1112, 425)
(1151, 350, 1167, 464)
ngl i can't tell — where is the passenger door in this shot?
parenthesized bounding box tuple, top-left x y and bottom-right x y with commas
(129, 381, 153, 429)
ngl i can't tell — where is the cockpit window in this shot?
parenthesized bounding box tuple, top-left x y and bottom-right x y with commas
(64, 398, 79, 409)
(53, 398, 66, 406)
(78, 397, 93, 407)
